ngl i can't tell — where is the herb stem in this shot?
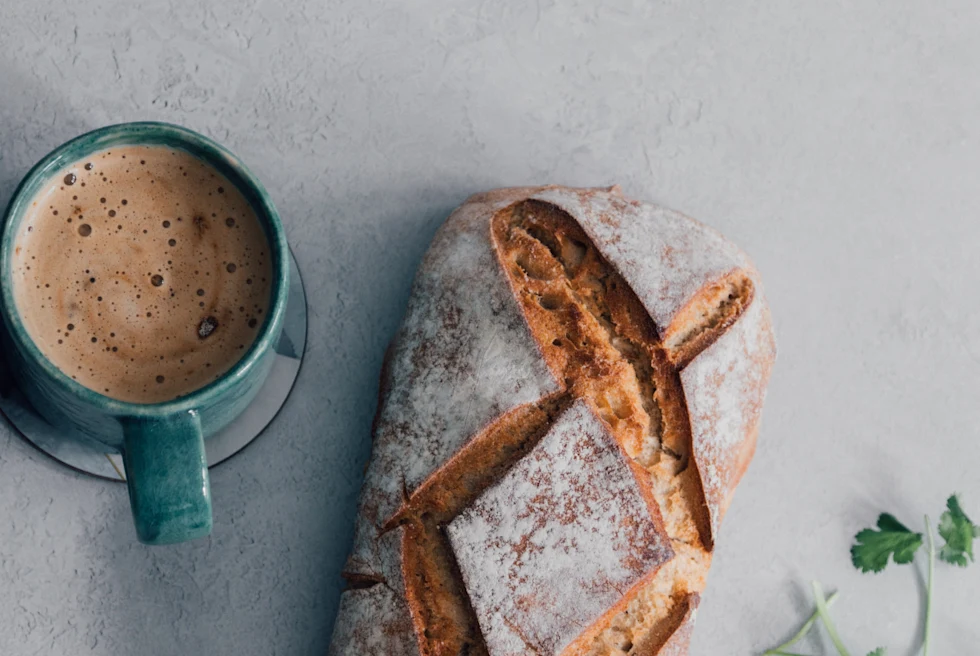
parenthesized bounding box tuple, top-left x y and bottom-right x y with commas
(811, 581, 851, 656)
(762, 591, 840, 656)
(923, 514, 935, 656)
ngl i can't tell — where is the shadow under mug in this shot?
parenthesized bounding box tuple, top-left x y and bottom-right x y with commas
(0, 122, 290, 545)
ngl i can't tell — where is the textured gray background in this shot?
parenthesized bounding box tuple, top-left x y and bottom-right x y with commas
(1, 1, 978, 654)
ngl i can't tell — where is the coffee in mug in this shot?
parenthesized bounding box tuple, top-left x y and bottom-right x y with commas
(10, 145, 272, 403)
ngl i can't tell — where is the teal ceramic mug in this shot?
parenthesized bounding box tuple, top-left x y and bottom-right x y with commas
(0, 122, 289, 545)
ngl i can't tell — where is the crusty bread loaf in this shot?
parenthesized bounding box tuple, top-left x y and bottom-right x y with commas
(329, 186, 776, 656)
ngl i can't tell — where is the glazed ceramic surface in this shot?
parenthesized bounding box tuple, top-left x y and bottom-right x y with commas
(0, 122, 290, 544)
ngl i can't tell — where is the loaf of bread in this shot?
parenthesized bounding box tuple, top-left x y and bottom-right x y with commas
(329, 186, 776, 655)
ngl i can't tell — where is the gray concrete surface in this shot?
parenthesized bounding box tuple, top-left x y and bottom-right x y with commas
(1, 1, 979, 654)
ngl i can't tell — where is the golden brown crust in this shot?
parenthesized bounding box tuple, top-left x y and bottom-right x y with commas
(666, 272, 755, 369)
(633, 594, 700, 656)
(394, 395, 572, 655)
(402, 521, 488, 656)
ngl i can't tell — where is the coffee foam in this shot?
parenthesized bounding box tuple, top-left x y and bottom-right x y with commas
(11, 145, 273, 404)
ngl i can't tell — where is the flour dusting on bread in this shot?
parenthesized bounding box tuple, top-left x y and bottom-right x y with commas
(446, 401, 672, 655)
(329, 186, 775, 656)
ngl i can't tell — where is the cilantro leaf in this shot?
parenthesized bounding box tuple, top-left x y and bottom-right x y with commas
(851, 513, 923, 573)
(866, 649, 885, 656)
(938, 495, 977, 567)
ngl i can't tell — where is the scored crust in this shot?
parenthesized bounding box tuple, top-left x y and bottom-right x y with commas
(329, 186, 776, 656)
(446, 400, 673, 655)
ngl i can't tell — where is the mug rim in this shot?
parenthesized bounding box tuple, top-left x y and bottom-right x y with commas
(0, 121, 290, 418)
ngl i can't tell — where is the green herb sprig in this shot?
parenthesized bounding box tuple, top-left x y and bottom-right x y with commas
(763, 494, 978, 656)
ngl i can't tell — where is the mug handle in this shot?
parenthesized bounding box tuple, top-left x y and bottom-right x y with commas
(121, 410, 212, 545)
